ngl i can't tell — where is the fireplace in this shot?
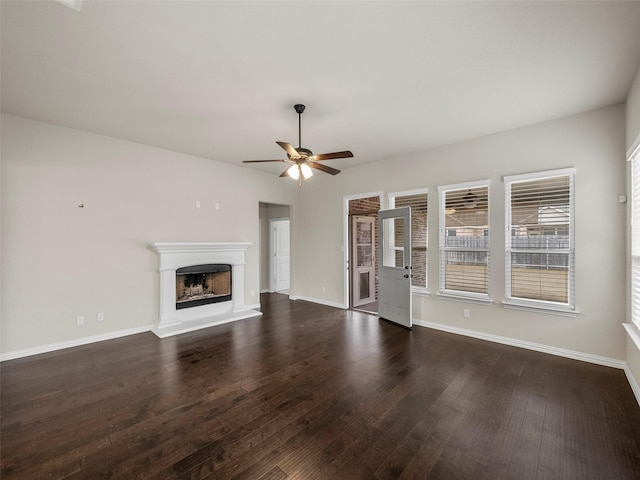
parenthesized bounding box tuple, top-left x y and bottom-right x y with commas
(149, 242, 260, 338)
(176, 264, 232, 309)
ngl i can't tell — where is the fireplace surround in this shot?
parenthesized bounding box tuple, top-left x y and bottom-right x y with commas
(149, 242, 260, 338)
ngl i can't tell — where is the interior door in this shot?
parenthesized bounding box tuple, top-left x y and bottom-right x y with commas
(352, 216, 375, 307)
(378, 207, 412, 328)
(272, 219, 290, 292)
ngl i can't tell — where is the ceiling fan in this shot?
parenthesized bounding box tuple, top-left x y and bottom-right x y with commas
(243, 104, 354, 187)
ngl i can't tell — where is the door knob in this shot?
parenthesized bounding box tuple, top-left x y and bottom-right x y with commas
(404, 274, 410, 279)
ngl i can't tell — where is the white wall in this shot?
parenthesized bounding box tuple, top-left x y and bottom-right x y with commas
(0, 114, 297, 355)
(295, 105, 627, 361)
(627, 64, 640, 151)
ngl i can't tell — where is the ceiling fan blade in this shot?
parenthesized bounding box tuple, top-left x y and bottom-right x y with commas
(242, 159, 288, 163)
(312, 150, 353, 161)
(279, 166, 293, 178)
(308, 161, 341, 175)
(276, 141, 300, 158)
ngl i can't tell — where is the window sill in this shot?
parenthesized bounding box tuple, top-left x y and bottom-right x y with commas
(624, 323, 640, 352)
(502, 300, 578, 317)
(412, 287, 430, 297)
(437, 292, 493, 305)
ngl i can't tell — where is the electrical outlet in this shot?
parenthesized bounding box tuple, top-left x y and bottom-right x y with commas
(97, 312, 105, 322)
(76, 315, 85, 326)
(463, 309, 470, 318)
(322, 286, 326, 293)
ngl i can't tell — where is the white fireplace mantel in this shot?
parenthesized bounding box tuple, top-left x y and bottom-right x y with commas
(149, 242, 261, 338)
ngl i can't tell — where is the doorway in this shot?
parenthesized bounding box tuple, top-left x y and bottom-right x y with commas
(259, 202, 291, 295)
(346, 194, 381, 313)
(351, 216, 375, 307)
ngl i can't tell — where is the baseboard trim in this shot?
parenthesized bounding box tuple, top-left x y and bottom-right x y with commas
(0, 325, 154, 362)
(624, 363, 640, 407)
(289, 295, 347, 310)
(413, 319, 625, 370)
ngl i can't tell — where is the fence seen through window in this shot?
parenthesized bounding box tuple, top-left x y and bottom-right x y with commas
(439, 184, 490, 296)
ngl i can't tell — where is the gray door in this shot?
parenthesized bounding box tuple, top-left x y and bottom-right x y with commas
(378, 207, 412, 328)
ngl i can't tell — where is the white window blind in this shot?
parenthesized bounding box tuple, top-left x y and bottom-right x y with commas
(389, 190, 428, 291)
(438, 182, 490, 300)
(504, 168, 575, 313)
(631, 149, 640, 329)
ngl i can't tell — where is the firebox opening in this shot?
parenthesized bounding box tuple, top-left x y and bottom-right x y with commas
(176, 264, 232, 309)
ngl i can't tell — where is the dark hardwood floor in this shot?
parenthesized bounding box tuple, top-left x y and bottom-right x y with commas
(2, 293, 640, 479)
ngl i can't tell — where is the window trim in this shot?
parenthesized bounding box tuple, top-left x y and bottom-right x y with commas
(437, 180, 491, 303)
(503, 167, 576, 316)
(629, 140, 640, 331)
(388, 188, 430, 295)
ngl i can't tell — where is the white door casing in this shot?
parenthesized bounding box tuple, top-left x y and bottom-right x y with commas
(378, 207, 412, 328)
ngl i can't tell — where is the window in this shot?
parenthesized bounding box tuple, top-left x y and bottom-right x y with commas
(389, 189, 428, 292)
(504, 168, 575, 315)
(438, 181, 490, 302)
(631, 144, 640, 329)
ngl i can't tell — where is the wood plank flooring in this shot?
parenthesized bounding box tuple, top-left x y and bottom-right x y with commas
(2, 293, 640, 479)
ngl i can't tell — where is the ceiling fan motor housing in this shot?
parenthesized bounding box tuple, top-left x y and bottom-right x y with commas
(295, 147, 313, 158)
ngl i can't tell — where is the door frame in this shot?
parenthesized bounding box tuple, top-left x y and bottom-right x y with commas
(351, 215, 376, 307)
(343, 191, 384, 309)
(269, 217, 290, 293)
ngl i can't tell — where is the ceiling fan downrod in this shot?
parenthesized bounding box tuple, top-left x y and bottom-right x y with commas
(294, 104, 305, 149)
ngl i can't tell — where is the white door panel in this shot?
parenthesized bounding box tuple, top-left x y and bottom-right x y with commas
(271, 219, 290, 292)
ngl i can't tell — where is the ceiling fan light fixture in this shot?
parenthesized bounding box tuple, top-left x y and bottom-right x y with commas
(300, 163, 313, 179)
(286, 164, 300, 180)
(287, 163, 313, 186)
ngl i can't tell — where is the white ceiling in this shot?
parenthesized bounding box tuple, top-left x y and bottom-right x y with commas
(3, 1, 640, 176)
